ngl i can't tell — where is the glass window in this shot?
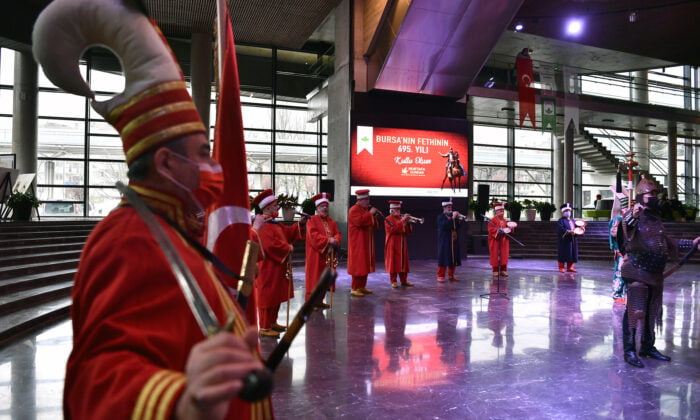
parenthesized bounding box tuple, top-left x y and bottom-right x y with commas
(0, 116, 11, 154)
(38, 92, 87, 118)
(275, 162, 318, 174)
(514, 129, 552, 149)
(473, 125, 507, 146)
(581, 73, 630, 101)
(37, 160, 85, 185)
(0, 89, 12, 114)
(475, 181, 507, 197)
(242, 105, 272, 129)
(0, 49, 14, 85)
(275, 174, 318, 200)
(245, 129, 272, 143)
(38, 119, 85, 158)
(473, 166, 507, 181)
(276, 131, 319, 146)
(89, 161, 127, 186)
(247, 143, 272, 172)
(515, 168, 551, 183)
(514, 149, 551, 167)
(276, 107, 317, 132)
(248, 173, 272, 191)
(89, 136, 124, 160)
(515, 182, 551, 197)
(88, 187, 121, 216)
(474, 145, 507, 165)
(36, 185, 85, 202)
(90, 69, 125, 94)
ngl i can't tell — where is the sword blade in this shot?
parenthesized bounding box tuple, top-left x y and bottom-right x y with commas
(116, 182, 221, 337)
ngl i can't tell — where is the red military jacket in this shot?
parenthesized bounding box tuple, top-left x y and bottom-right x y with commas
(65, 183, 272, 420)
(487, 214, 511, 267)
(254, 220, 303, 308)
(304, 214, 342, 299)
(347, 203, 380, 276)
(384, 214, 413, 273)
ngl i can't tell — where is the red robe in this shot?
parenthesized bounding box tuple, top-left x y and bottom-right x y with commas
(487, 215, 511, 268)
(347, 204, 380, 276)
(384, 215, 413, 273)
(65, 184, 272, 420)
(255, 220, 303, 309)
(304, 214, 342, 299)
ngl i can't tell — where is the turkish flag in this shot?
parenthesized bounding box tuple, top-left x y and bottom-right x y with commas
(517, 55, 536, 129)
(204, 7, 259, 324)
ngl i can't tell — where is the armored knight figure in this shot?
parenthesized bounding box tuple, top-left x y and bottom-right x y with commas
(618, 176, 700, 368)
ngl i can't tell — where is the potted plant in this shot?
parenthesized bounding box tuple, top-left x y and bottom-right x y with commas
(535, 201, 557, 221)
(300, 197, 316, 216)
(682, 203, 698, 222)
(506, 200, 522, 221)
(468, 199, 490, 221)
(276, 193, 299, 221)
(522, 199, 537, 221)
(7, 191, 41, 221)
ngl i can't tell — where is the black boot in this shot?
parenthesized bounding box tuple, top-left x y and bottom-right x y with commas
(622, 312, 644, 368)
(639, 347, 671, 361)
(639, 317, 671, 361)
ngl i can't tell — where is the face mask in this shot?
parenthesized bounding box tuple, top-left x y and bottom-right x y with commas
(161, 152, 224, 211)
(563, 211, 571, 218)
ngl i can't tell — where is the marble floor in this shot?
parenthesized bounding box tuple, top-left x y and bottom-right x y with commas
(1, 257, 699, 419)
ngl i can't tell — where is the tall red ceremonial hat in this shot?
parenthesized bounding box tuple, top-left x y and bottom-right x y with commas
(32, 0, 206, 167)
(312, 192, 331, 207)
(355, 189, 370, 199)
(253, 189, 276, 209)
(389, 200, 402, 209)
(492, 202, 505, 212)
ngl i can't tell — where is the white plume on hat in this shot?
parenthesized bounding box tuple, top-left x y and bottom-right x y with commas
(32, 0, 182, 117)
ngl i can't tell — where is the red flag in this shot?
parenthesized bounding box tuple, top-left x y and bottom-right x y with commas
(205, 6, 258, 324)
(517, 55, 536, 129)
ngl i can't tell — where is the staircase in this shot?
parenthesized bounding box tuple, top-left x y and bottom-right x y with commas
(558, 130, 619, 174)
(496, 220, 700, 262)
(0, 220, 98, 347)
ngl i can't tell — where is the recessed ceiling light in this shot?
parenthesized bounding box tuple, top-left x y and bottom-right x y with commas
(602, 118, 614, 123)
(644, 123, 656, 128)
(501, 107, 515, 112)
(683, 128, 694, 132)
(566, 19, 584, 36)
(514, 23, 524, 31)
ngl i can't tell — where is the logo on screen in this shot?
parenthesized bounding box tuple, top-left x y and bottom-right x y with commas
(357, 125, 374, 155)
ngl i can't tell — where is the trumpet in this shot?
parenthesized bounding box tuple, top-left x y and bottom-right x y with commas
(404, 215, 424, 224)
(294, 210, 312, 219)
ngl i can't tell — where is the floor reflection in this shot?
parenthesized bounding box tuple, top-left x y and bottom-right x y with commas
(2, 258, 699, 419)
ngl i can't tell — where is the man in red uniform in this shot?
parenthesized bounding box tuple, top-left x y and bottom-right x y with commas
(384, 200, 414, 288)
(252, 189, 305, 338)
(34, 1, 273, 417)
(347, 189, 381, 296)
(487, 202, 512, 276)
(304, 192, 342, 308)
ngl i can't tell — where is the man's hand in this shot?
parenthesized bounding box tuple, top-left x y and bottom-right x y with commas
(452, 211, 459, 219)
(252, 215, 266, 231)
(328, 237, 339, 247)
(694, 236, 700, 250)
(369, 207, 378, 215)
(176, 328, 264, 420)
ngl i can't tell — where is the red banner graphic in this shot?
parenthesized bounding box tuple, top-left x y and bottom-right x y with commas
(351, 126, 469, 196)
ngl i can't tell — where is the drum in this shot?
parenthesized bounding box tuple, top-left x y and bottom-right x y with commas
(574, 219, 587, 228)
(573, 226, 586, 235)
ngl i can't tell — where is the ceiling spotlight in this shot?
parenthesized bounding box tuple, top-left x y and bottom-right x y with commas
(514, 23, 524, 31)
(629, 11, 637, 23)
(566, 19, 583, 36)
(484, 76, 495, 88)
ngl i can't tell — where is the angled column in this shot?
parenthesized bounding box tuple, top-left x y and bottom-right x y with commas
(667, 122, 677, 198)
(631, 71, 650, 172)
